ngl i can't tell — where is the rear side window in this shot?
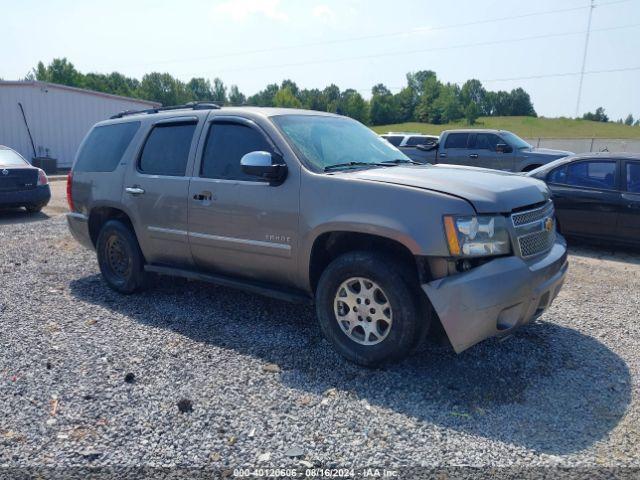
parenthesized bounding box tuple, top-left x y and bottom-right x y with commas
(139, 122, 196, 176)
(382, 136, 403, 147)
(626, 162, 640, 193)
(74, 122, 140, 172)
(444, 133, 468, 149)
(566, 161, 617, 190)
(200, 123, 273, 181)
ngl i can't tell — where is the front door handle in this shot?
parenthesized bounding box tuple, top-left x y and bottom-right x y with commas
(439, 152, 447, 158)
(125, 186, 145, 195)
(469, 154, 479, 159)
(193, 191, 213, 201)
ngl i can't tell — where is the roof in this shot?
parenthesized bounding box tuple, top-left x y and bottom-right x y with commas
(564, 151, 640, 160)
(0, 80, 161, 107)
(441, 129, 507, 134)
(103, 105, 344, 124)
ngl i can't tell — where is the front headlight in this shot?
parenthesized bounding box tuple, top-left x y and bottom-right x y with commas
(443, 215, 511, 257)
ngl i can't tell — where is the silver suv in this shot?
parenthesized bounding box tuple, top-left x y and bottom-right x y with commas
(67, 104, 568, 366)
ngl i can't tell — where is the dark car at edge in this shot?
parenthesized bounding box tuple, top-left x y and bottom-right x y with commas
(0, 145, 51, 213)
(528, 152, 640, 247)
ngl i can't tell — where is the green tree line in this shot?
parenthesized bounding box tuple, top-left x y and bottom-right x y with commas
(29, 58, 540, 125)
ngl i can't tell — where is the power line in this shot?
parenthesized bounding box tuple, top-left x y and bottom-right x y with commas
(121, 0, 633, 70)
(197, 23, 640, 76)
(480, 65, 640, 83)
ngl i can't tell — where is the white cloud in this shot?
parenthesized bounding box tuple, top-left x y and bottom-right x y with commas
(312, 4, 336, 25)
(213, 0, 289, 22)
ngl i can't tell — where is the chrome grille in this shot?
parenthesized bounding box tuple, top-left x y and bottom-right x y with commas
(518, 229, 556, 257)
(511, 201, 554, 227)
(511, 201, 556, 258)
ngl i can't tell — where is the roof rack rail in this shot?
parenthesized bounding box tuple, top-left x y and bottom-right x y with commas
(110, 101, 222, 119)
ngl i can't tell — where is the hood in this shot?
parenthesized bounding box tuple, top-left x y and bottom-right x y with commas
(346, 164, 549, 213)
(522, 147, 573, 158)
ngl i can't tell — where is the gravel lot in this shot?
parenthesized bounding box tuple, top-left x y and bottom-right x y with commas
(1, 182, 639, 473)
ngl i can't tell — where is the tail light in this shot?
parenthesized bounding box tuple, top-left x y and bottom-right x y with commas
(66, 171, 74, 212)
(37, 168, 49, 186)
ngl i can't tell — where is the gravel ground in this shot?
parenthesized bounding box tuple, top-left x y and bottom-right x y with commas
(1, 184, 639, 474)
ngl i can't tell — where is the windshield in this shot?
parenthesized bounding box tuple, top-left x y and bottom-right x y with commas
(272, 115, 410, 171)
(500, 131, 532, 150)
(0, 148, 28, 167)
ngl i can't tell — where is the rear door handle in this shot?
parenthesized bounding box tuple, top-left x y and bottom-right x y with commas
(193, 191, 213, 201)
(469, 154, 478, 159)
(439, 152, 447, 158)
(125, 186, 145, 195)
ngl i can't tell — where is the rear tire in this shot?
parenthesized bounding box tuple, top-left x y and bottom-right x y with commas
(96, 220, 148, 294)
(315, 251, 425, 367)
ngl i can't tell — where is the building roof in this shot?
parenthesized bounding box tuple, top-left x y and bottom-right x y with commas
(0, 80, 161, 107)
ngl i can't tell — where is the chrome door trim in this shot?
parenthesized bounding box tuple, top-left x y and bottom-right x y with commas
(188, 231, 291, 251)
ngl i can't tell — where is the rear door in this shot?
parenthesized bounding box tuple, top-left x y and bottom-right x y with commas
(122, 116, 201, 267)
(438, 133, 469, 165)
(547, 159, 621, 239)
(617, 160, 640, 244)
(187, 116, 300, 287)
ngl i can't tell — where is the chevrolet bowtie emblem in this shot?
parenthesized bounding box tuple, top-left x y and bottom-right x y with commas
(544, 217, 554, 232)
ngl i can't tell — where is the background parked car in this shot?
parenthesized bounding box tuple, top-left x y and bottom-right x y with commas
(380, 132, 439, 163)
(0, 145, 50, 213)
(433, 129, 573, 172)
(528, 153, 640, 246)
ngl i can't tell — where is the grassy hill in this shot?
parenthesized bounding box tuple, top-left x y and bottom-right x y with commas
(371, 116, 640, 139)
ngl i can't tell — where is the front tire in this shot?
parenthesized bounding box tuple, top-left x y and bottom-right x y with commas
(315, 251, 425, 367)
(25, 204, 44, 213)
(96, 220, 148, 294)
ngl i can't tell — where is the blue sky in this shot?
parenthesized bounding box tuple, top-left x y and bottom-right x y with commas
(5, 0, 640, 119)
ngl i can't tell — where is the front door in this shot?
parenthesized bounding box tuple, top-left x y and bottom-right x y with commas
(188, 116, 300, 287)
(122, 117, 201, 267)
(617, 160, 640, 243)
(466, 133, 502, 170)
(549, 159, 621, 239)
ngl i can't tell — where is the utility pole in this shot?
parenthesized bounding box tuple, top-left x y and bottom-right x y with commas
(575, 0, 595, 118)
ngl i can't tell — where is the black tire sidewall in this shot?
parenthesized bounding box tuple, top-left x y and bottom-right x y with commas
(96, 220, 145, 294)
(316, 251, 420, 367)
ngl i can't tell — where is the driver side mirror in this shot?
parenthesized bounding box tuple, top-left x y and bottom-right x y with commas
(241, 151, 287, 185)
(496, 143, 513, 154)
(416, 142, 437, 152)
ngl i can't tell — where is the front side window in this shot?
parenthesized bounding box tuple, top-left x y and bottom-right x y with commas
(547, 165, 568, 184)
(444, 133, 468, 149)
(0, 148, 28, 167)
(139, 122, 196, 176)
(474, 133, 501, 151)
(382, 136, 403, 147)
(201, 122, 273, 181)
(405, 136, 431, 147)
(626, 162, 640, 193)
(75, 122, 140, 172)
(272, 115, 409, 171)
(566, 161, 617, 190)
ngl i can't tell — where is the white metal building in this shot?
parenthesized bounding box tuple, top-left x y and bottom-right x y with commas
(0, 81, 160, 169)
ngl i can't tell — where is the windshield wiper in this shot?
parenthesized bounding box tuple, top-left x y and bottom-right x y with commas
(323, 161, 378, 172)
(379, 158, 421, 165)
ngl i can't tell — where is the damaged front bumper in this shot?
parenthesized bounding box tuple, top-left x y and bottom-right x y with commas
(422, 236, 568, 353)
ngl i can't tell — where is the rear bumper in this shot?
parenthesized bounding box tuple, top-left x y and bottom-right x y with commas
(0, 185, 51, 208)
(66, 212, 94, 250)
(422, 236, 568, 353)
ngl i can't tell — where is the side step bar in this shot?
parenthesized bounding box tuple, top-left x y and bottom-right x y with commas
(144, 265, 314, 305)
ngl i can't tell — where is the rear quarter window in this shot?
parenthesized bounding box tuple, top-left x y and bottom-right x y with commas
(74, 122, 140, 172)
